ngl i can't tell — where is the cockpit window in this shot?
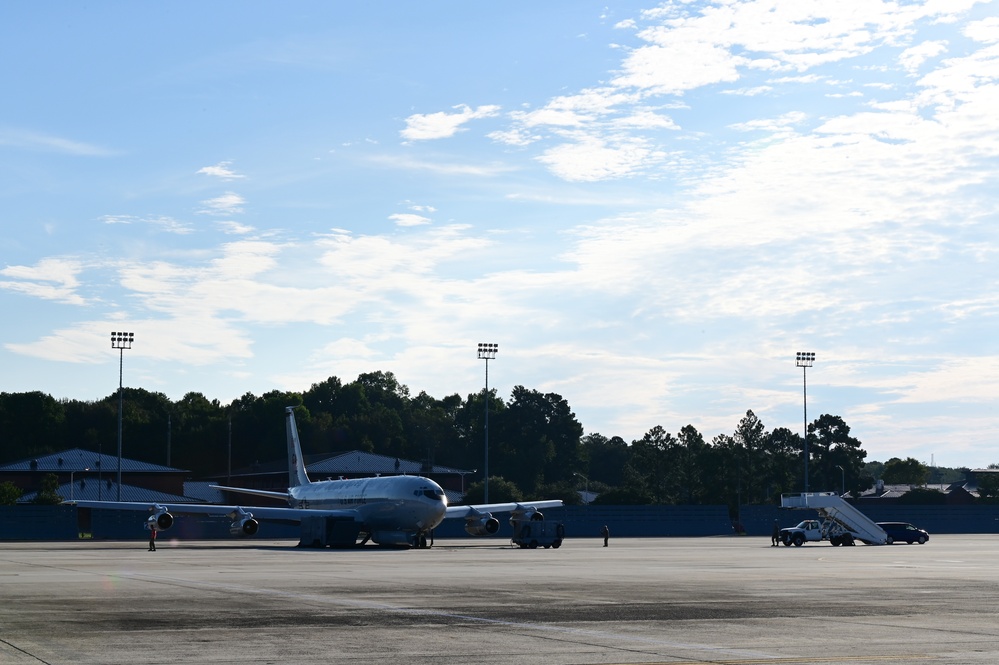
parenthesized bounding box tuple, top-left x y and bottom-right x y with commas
(422, 488, 444, 501)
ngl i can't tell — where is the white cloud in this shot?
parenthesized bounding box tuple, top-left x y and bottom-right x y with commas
(964, 17, 999, 43)
(100, 214, 192, 234)
(101, 215, 135, 225)
(537, 134, 667, 182)
(199, 192, 245, 215)
(0, 258, 86, 305)
(899, 40, 949, 74)
(368, 154, 516, 177)
(0, 128, 115, 156)
(216, 221, 255, 235)
(401, 104, 501, 141)
(406, 203, 436, 213)
(196, 161, 245, 180)
(389, 213, 431, 227)
(613, 41, 745, 94)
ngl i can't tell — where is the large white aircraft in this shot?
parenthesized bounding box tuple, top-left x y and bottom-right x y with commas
(70, 407, 562, 548)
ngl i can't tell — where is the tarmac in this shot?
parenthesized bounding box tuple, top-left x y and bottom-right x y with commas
(2, 534, 998, 664)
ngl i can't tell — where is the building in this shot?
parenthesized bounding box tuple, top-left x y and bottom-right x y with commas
(0, 448, 197, 504)
(207, 449, 475, 503)
(2, 447, 476, 506)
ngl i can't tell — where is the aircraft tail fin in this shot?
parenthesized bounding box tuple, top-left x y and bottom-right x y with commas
(285, 407, 311, 489)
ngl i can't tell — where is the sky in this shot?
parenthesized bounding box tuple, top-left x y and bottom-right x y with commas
(2, 1, 998, 470)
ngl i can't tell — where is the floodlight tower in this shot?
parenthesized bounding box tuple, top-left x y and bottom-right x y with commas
(112, 331, 134, 501)
(795, 351, 815, 493)
(477, 343, 498, 503)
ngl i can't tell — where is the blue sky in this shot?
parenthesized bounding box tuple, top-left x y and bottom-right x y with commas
(2, 1, 998, 469)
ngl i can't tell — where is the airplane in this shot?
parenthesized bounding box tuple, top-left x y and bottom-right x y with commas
(68, 406, 562, 548)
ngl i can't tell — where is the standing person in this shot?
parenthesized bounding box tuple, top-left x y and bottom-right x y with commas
(148, 527, 157, 552)
(600, 524, 609, 547)
(771, 520, 781, 547)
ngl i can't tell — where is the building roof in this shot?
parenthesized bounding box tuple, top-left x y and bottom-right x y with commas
(308, 450, 470, 477)
(856, 482, 978, 500)
(182, 481, 227, 504)
(20, 480, 204, 504)
(0, 448, 187, 474)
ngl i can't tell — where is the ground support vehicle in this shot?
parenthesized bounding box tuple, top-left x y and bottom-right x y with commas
(779, 519, 857, 547)
(780, 492, 887, 546)
(877, 521, 929, 545)
(511, 519, 565, 549)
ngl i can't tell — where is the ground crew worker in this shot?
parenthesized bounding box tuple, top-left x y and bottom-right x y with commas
(601, 524, 609, 547)
(148, 527, 157, 551)
(771, 520, 780, 547)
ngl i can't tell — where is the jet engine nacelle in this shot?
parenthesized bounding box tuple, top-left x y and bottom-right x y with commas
(464, 515, 501, 536)
(229, 517, 260, 537)
(147, 509, 174, 532)
(509, 508, 544, 528)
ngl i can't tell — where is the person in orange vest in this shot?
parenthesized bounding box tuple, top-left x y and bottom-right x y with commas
(148, 527, 157, 552)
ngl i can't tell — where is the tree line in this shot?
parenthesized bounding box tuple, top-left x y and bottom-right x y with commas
(0, 371, 972, 510)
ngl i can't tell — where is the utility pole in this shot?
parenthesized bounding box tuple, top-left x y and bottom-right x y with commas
(477, 343, 498, 503)
(111, 332, 134, 501)
(795, 351, 815, 494)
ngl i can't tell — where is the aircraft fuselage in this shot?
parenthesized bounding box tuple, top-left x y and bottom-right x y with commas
(289, 475, 448, 535)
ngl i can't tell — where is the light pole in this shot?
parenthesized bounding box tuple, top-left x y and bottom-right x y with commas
(795, 351, 815, 494)
(477, 343, 498, 503)
(70, 467, 89, 501)
(573, 472, 589, 505)
(458, 469, 476, 497)
(112, 331, 134, 501)
(836, 464, 845, 496)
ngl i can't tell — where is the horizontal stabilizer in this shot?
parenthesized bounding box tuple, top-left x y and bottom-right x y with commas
(211, 485, 291, 501)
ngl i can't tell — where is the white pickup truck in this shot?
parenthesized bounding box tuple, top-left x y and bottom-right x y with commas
(779, 519, 856, 547)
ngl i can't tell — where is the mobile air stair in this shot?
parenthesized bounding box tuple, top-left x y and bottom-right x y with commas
(781, 492, 887, 545)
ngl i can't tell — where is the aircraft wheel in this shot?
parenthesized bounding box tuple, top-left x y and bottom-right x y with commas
(529, 539, 538, 549)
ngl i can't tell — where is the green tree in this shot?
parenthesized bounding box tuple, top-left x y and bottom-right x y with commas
(762, 426, 801, 500)
(733, 410, 767, 504)
(461, 476, 523, 504)
(628, 426, 675, 504)
(490, 387, 583, 495)
(706, 433, 743, 515)
(676, 425, 709, 504)
(32, 473, 63, 505)
(977, 469, 999, 503)
(808, 414, 868, 494)
(591, 486, 653, 505)
(881, 457, 929, 485)
(0, 391, 66, 463)
(581, 434, 629, 488)
(0, 481, 22, 505)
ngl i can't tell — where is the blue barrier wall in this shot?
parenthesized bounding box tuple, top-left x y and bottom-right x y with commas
(0, 505, 78, 540)
(741, 504, 999, 538)
(432, 505, 735, 539)
(3, 504, 998, 541)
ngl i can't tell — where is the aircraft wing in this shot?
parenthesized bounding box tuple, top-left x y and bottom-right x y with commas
(68, 500, 359, 524)
(444, 500, 563, 519)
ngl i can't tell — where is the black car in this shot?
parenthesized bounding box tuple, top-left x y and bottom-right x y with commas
(876, 522, 929, 545)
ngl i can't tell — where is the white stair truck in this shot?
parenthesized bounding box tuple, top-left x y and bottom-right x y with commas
(780, 492, 887, 546)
